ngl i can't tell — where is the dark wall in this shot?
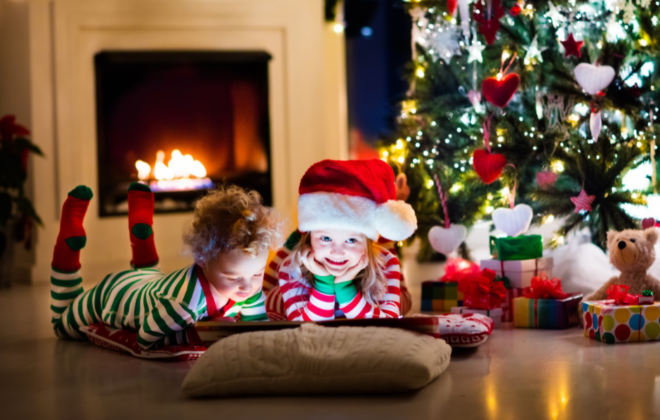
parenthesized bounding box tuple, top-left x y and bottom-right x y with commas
(345, 0, 411, 146)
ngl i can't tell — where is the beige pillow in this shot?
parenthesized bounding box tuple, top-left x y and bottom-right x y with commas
(182, 324, 451, 397)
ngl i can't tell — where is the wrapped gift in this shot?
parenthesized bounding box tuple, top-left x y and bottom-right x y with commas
(584, 284, 660, 343)
(420, 259, 479, 312)
(480, 257, 554, 289)
(458, 268, 507, 309)
(451, 306, 503, 328)
(489, 235, 543, 261)
(583, 300, 660, 343)
(639, 290, 654, 305)
(421, 281, 464, 311)
(512, 275, 581, 329)
(501, 287, 524, 322)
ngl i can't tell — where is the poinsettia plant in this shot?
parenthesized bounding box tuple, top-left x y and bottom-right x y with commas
(0, 115, 43, 255)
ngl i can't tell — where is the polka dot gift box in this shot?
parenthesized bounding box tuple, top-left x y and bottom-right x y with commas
(582, 301, 660, 344)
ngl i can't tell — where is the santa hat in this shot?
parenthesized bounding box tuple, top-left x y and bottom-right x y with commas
(297, 159, 417, 241)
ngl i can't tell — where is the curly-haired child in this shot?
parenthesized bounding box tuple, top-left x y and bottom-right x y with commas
(50, 183, 284, 350)
(266, 159, 417, 321)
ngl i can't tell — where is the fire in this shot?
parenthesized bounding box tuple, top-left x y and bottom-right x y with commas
(135, 150, 212, 192)
(136, 150, 207, 181)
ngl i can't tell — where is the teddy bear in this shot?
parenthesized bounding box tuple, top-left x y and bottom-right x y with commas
(584, 227, 660, 302)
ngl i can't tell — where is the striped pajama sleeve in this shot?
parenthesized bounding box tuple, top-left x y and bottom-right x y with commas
(278, 260, 336, 321)
(234, 289, 269, 321)
(137, 298, 198, 349)
(263, 230, 300, 292)
(335, 250, 402, 319)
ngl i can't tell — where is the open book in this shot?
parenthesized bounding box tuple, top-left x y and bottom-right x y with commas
(195, 316, 440, 345)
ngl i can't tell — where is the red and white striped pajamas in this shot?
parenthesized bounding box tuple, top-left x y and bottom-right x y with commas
(276, 246, 402, 321)
(264, 234, 412, 316)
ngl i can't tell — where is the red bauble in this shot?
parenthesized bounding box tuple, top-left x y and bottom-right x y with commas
(482, 73, 520, 108)
(448, 0, 458, 15)
(473, 0, 505, 45)
(473, 149, 507, 184)
(561, 33, 584, 58)
(510, 3, 522, 16)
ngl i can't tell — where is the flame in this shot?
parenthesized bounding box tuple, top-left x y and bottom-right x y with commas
(136, 150, 207, 181)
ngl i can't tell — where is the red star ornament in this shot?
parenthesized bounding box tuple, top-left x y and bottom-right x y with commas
(561, 33, 584, 58)
(570, 189, 595, 213)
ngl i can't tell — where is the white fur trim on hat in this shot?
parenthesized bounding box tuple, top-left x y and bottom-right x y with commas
(298, 192, 417, 241)
(298, 193, 378, 239)
(374, 200, 418, 241)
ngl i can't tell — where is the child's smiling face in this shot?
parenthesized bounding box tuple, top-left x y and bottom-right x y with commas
(309, 229, 367, 277)
(203, 249, 268, 302)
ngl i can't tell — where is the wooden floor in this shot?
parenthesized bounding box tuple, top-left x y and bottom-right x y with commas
(1, 249, 659, 419)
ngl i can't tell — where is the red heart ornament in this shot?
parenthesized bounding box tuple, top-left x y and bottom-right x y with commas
(509, 3, 522, 16)
(482, 73, 520, 108)
(473, 149, 506, 184)
(642, 218, 658, 230)
(447, 0, 458, 15)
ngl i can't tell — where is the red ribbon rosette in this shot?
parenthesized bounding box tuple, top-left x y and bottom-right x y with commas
(523, 274, 569, 300)
(459, 268, 507, 310)
(606, 284, 638, 305)
(440, 258, 481, 283)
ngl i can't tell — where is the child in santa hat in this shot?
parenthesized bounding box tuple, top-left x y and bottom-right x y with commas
(266, 159, 417, 321)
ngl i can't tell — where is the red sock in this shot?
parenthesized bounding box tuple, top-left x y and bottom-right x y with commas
(52, 186, 93, 272)
(128, 183, 159, 268)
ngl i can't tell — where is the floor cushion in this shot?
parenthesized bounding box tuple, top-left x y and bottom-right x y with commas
(182, 323, 451, 397)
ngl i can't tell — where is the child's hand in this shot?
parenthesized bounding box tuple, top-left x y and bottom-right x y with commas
(334, 256, 368, 284)
(300, 247, 331, 277)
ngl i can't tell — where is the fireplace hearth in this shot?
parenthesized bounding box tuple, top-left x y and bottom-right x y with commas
(95, 51, 272, 216)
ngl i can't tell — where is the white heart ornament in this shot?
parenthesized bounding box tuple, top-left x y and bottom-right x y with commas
(429, 224, 467, 255)
(574, 63, 615, 95)
(492, 204, 533, 237)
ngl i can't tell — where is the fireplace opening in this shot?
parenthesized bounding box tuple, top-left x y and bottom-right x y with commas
(94, 51, 272, 216)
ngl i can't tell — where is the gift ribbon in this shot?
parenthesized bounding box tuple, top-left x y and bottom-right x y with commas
(606, 284, 638, 305)
(440, 258, 481, 282)
(459, 268, 507, 309)
(523, 274, 569, 299)
(534, 298, 538, 328)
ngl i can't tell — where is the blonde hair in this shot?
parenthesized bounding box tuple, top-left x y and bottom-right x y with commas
(290, 232, 388, 305)
(183, 185, 286, 266)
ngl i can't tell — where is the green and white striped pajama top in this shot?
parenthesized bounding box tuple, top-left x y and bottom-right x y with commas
(50, 264, 268, 349)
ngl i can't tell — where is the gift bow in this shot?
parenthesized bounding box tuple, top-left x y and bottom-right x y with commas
(606, 284, 638, 305)
(440, 258, 481, 282)
(459, 268, 507, 309)
(523, 274, 569, 299)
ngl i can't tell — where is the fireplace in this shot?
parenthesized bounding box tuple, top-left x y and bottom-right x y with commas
(94, 51, 272, 216)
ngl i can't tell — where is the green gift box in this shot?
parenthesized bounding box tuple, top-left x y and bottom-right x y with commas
(489, 235, 543, 261)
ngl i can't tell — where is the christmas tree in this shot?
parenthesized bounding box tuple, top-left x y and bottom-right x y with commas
(381, 0, 659, 260)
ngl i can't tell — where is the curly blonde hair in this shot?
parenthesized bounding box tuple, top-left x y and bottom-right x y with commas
(290, 232, 388, 305)
(183, 185, 286, 266)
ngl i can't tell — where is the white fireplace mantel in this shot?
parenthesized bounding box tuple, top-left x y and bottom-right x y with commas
(24, 0, 347, 283)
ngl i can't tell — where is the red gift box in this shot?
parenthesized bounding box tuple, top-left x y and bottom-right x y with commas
(458, 268, 507, 310)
